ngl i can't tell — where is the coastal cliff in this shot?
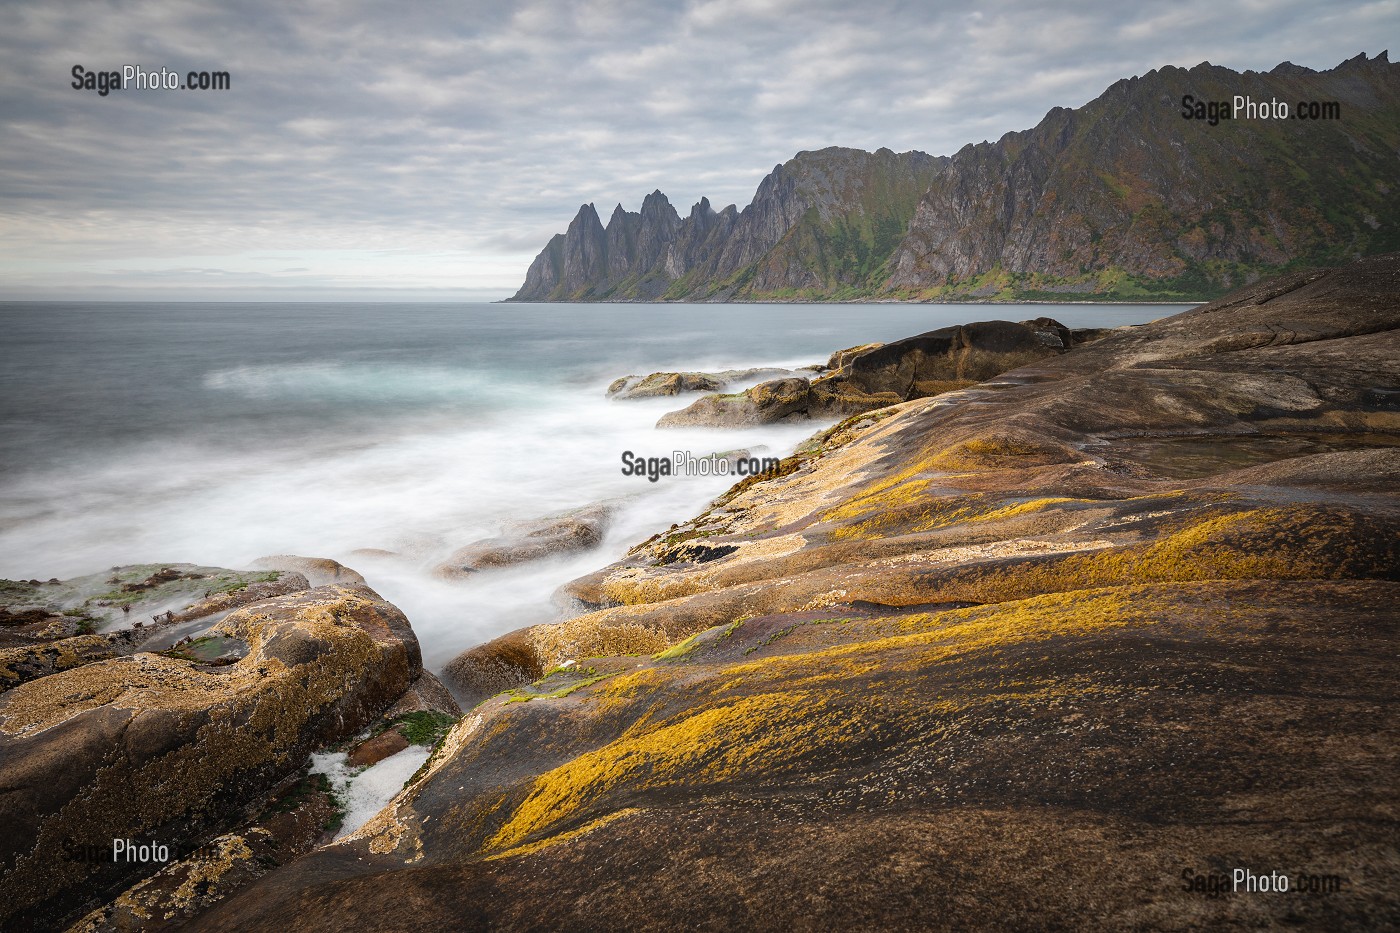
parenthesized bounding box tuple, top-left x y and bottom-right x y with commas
(511, 146, 944, 301)
(511, 53, 1400, 303)
(191, 253, 1400, 930)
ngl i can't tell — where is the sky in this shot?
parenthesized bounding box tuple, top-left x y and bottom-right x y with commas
(1, 0, 1396, 301)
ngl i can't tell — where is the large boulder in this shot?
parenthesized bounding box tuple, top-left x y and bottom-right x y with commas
(0, 582, 421, 931)
(832, 318, 1068, 396)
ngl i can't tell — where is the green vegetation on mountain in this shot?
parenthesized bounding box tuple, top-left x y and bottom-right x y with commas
(511, 52, 1400, 303)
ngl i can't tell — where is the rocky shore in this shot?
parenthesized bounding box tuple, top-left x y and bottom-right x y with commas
(2, 254, 1398, 930)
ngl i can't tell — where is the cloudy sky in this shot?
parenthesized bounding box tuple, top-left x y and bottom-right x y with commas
(1, 0, 1395, 300)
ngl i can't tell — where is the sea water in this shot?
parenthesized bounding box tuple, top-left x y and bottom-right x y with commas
(0, 301, 1176, 670)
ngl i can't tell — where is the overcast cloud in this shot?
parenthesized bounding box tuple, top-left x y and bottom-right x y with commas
(0, 0, 1395, 300)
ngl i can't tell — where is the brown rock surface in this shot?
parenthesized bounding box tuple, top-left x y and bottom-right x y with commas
(249, 555, 365, 587)
(347, 727, 411, 768)
(382, 670, 463, 720)
(167, 572, 309, 623)
(656, 319, 1073, 427)
(81, 255, 1400, 931)
(657, 375, 813, 427)
(440, 627, 546, 708)
(0, 583, 421, 931)
(69, 771, 342, 933)
(607, 367, 805, 400)
(434, 504, 614, 579)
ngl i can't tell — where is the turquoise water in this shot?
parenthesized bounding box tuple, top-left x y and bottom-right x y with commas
(0, 301, 1178, 667)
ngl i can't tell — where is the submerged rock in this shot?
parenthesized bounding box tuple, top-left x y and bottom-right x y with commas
(434, 504, 614, 579)
(250, 555, 366, 587)
(606, 367, 803, 400)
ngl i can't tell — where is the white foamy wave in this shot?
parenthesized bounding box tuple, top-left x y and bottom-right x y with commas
(310, 747, 432, 841)
(203, 361, 533, 407)
(0, 361, 823, 671)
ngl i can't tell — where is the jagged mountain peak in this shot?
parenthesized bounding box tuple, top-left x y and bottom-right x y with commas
(509, 141, 946, 301)
(884, 53, 1400, 299)
(511, 53, 1399, 302)
(568, 202, 601, 226)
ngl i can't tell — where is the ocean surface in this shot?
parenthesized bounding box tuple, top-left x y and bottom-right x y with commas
(0, 301, 1179, 670)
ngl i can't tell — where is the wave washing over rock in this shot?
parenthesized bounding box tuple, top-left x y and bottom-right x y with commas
(5, 254, 1395, 930)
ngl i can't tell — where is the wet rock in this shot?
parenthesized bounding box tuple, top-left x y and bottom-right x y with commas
(656, 320, 1070, 427)
(167, 572, 309, 624)
(250, 555, 366, 587)
(0, 566, 309, 679)
(434, 504, 613, 578)
(0, 631, 141, 693)
(656, 376, 812, 427)
(607, 367, 803, 400)
(382, 671, 463, 720)
(440, 628, 545, 708)
(0, 607, 75, 648)
(606, 371, 722, 398)
(347, 727, 411, 768)
(2, 565, 294, 644)
(0, 583, 421, 931)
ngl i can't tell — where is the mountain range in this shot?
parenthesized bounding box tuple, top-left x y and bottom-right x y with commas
(510, 52, 1399, 302)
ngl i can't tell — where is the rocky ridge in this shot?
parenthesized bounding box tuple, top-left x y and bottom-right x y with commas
(510, 146, 944, 301)
(512, 53, 1400, 303)
(886, 51, 1400, 299)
